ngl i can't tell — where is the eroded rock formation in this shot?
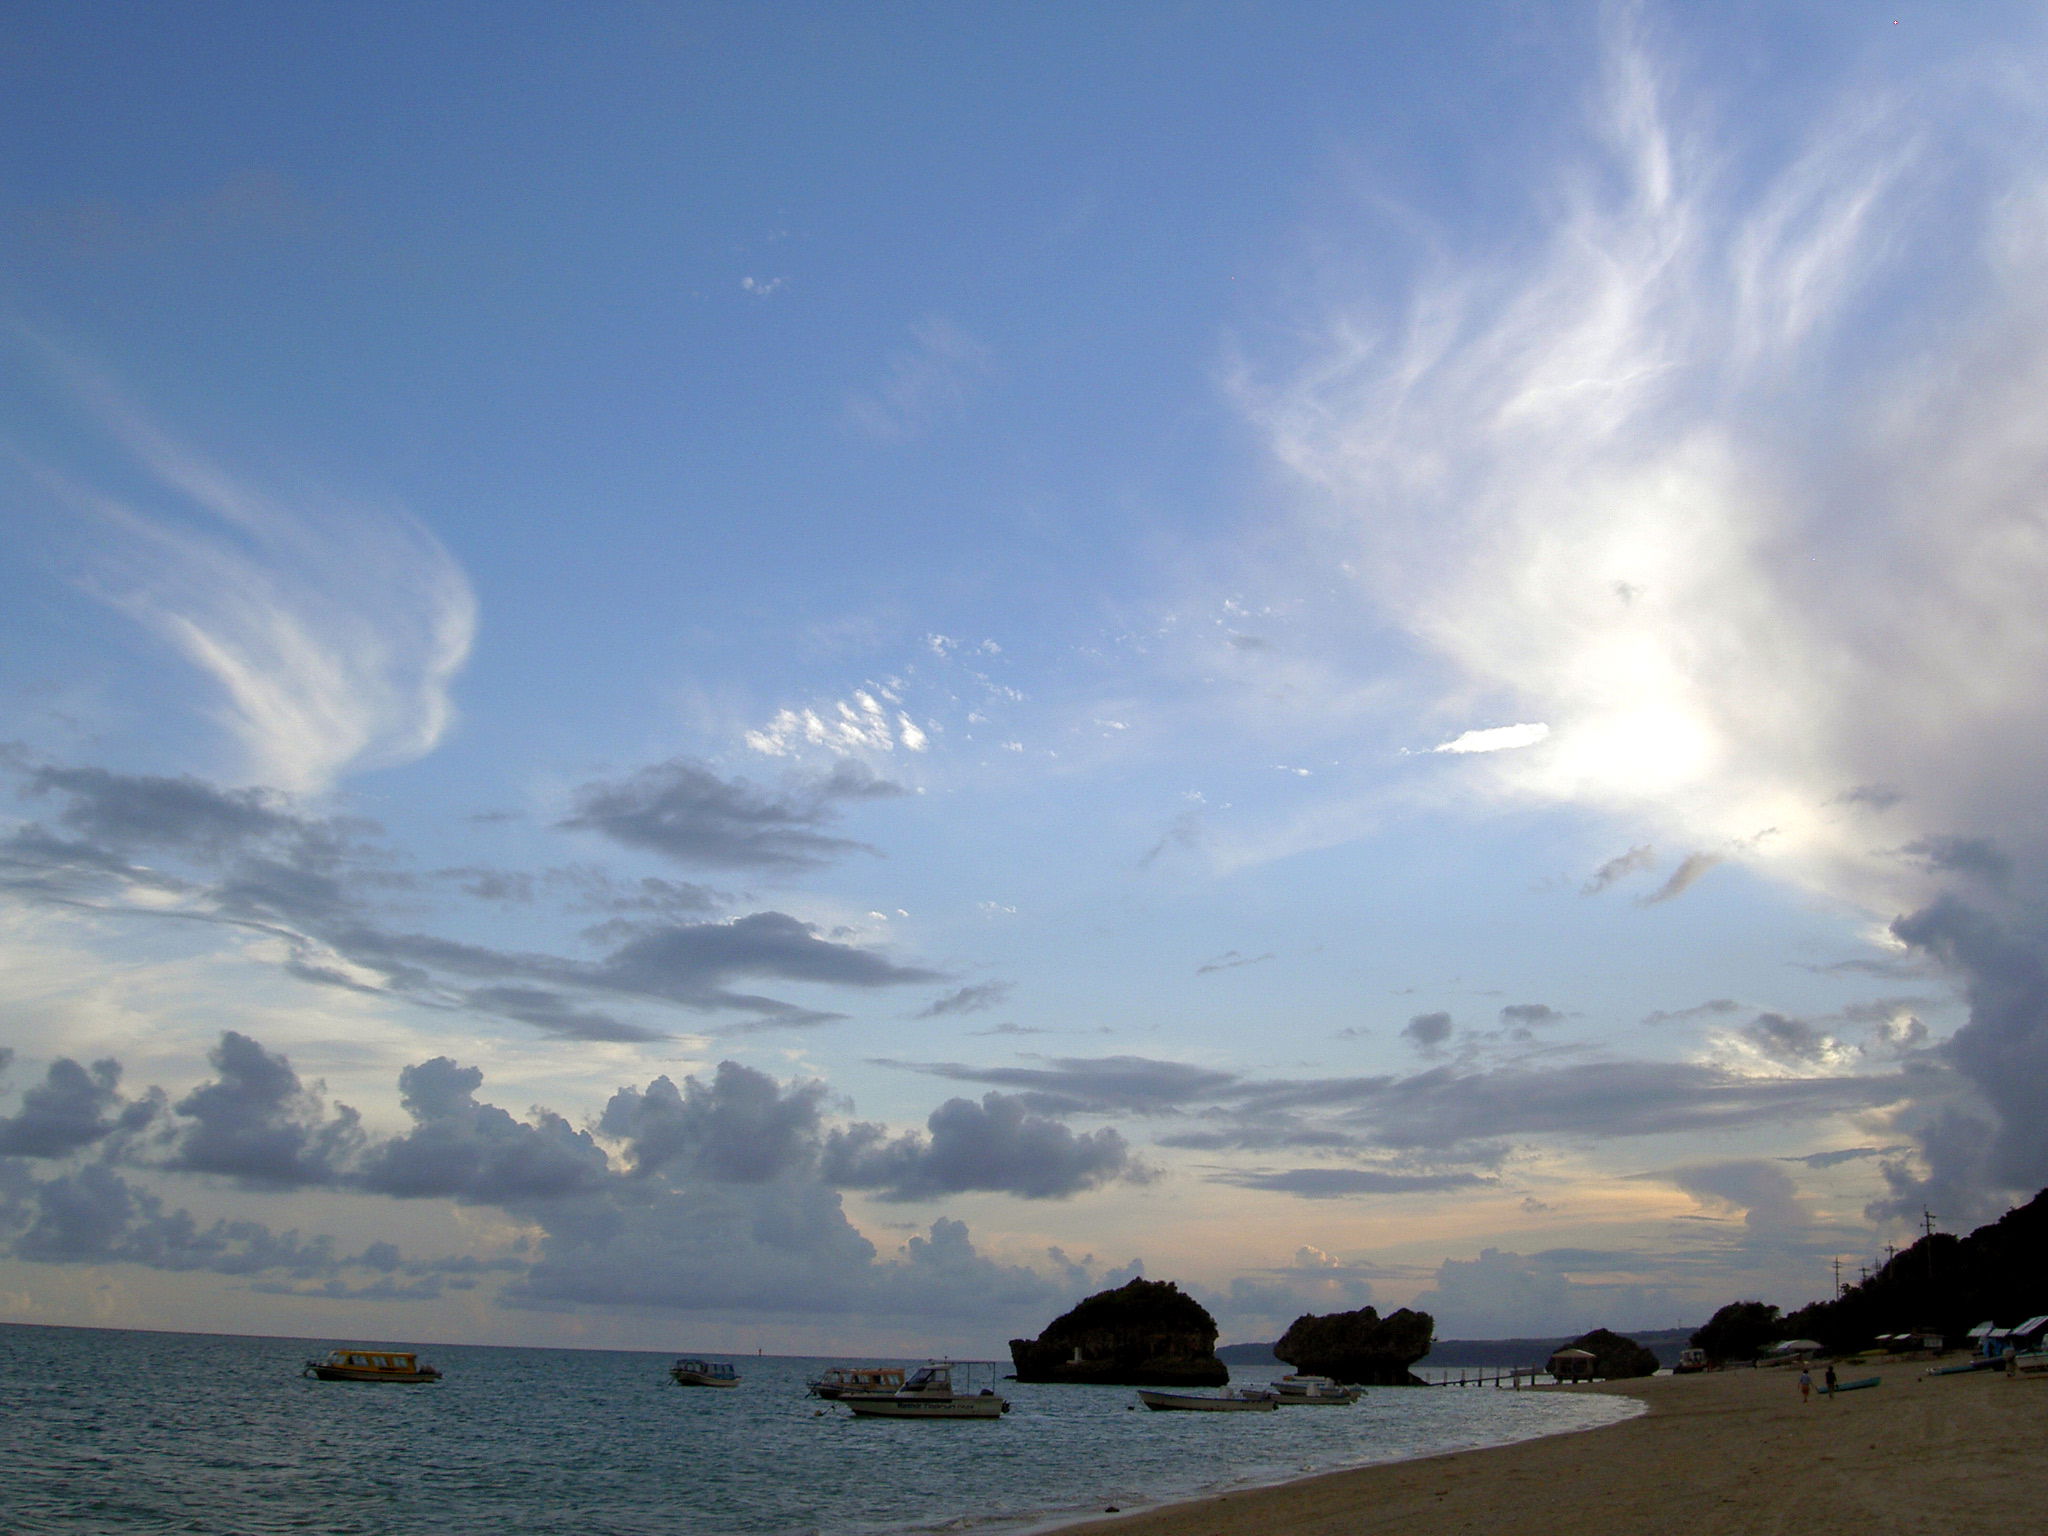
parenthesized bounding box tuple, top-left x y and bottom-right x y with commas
(1009, 1278, 1229, 1386)
(1275, 1305, 1435, 1386)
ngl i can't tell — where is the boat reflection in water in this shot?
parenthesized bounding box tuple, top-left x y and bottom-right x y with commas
(303, 1348, 442, 1384)
(839, 1361, 1009, 1419)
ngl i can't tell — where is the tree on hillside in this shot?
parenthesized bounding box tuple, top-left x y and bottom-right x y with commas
(1691, 1300, 1782, 1363)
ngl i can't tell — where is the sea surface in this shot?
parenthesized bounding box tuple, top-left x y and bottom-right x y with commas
(0, 1323, 1640, 1536)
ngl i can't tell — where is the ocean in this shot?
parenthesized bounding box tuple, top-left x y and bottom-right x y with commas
(0, 1323, 1639, 1536)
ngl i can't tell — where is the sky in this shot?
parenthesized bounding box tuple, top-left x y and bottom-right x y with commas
(5, 0, 2048, 1356)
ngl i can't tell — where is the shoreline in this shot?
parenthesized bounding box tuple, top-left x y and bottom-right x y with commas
(1045, 1360, 2048, 1536)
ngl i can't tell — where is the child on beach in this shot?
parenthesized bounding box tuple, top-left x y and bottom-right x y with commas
(1799, 1368, 1812, 1402)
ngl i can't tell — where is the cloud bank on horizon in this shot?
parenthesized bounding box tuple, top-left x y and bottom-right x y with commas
(5, 3, 2048, 1349)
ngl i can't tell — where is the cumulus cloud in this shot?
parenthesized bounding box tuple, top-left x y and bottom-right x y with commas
(0, 1056, 157, 1158)
(1402, 1011, 1454, 1052)
(0, 1035, 1139, 1331)
(163, 1032, 364, 1188)
(823, 1093, 1144, 1201)
(1666, 1159, 1812, 1242)
(358, 1057, 610, 1204)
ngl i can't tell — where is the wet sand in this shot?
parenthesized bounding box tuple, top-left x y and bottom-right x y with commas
(1056, 1361, 2048, 1536)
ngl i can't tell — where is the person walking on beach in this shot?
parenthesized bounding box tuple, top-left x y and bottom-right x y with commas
(1799, 1367, 1812, 1403)
(1823, 1364, 1838, 1398)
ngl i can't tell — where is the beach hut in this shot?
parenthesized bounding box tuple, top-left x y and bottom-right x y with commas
(2003, 1316, 2048, 1351)
(1548, 1347, 1597, 1382)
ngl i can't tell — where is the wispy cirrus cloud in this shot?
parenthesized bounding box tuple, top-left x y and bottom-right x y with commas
(18, 336, 475, 793)
(1245, 12, 2048, 1219)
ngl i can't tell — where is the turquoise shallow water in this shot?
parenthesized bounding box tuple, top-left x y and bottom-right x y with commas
(0, 1323, 1639, 1536)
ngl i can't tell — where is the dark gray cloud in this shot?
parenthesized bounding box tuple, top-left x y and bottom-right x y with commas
(7, 1162, 396, 1279)
(1896, 834, 2012, 888)
(1234, 1060, 1913, 1149)
(163, 1032, 363, 1188)
(20, 765, 310, 854)
(1781, 1145, 1909, 1168)
(1665, 1159, 1808, 1239)
(1741, 1011, 1837, 1065)
(461, 986, 670, 1044)
(600, 1062, 828, 1183)
(3, 759, 942, 1041)
(1639, 851, 1723, 905)
(357, 1057, 610, 1204)
(1211, 1167, 1491, 1198)
(822, 1093, 1143, 1201)
(914, 981, 1011, 1018)
(1195, 950, 1275, 975)
(1884, 895, 2048, 1219)
(1402, 1011, 1454, 1051)
(1833, 783, 1904, 813)
(1154, 1121, 1372, 1153)
(558, 758, 901, 871)
(0, 1057, 157, 1158)
(1641, 998, 1743, 1026)
(1500, 1003, 1563, 1029)
(873, 1054, 1241, 1115)
(1583, 843, 1655, 894)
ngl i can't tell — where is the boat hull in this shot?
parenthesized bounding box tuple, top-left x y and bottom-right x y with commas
(305, 1365, 440, 1384)
(1137, 1390, 1278, 1412)
(842, 1394, 1007, 1419)
(670, 1371, 740, 1387)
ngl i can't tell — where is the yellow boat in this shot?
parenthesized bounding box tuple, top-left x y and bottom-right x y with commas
(303, 1347, 442, 1384)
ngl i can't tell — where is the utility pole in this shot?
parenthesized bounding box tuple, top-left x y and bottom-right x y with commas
(1833, 1256, 1845, 1298)
(1923, 1208, 1939, 1292)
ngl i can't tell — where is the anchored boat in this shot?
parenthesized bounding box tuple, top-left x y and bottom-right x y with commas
(807, 1365, 907, 1399)
(669, 1357, 741, 1387)
(303, 1347, 441, 1384)
(1270, 1373, 1361, 1404)
(840, 1361, 1009, 1419)
(1136, 1386, 1280, 1412)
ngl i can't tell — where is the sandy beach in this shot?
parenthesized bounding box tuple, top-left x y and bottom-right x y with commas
(1059, 1362, 2048, 1536)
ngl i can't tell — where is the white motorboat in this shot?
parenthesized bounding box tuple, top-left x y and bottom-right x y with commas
(1135, 1386, 1280, 1412)
(840, 1361, 1009, 1419)
(1270, 1373, 1361, 1404)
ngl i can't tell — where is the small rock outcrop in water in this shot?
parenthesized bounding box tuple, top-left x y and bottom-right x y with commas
(1009, 1278, 1228, 1385)
(1566, 1327, 1660, 1379)
(1274, 1305, 1435, 1386)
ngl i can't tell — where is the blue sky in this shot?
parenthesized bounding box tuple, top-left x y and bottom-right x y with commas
(6, 1, 2048, 1353)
